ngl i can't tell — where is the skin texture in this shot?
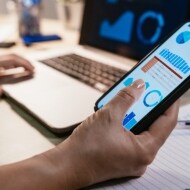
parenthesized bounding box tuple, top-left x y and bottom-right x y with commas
(0, 76, 179, 190)
(0, 54, 34, 71)
(0, 54, 34, 94)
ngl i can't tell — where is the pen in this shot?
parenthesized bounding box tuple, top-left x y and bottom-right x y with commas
(177, 120, 190, 125)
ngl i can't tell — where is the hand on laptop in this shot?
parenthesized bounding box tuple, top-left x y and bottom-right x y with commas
(0, 54, 34, 95)
(0, 80, 179, 190)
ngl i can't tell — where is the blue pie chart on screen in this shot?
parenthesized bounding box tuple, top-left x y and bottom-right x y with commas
(176, 31, 190, 44)
(143, 90, 163, 107)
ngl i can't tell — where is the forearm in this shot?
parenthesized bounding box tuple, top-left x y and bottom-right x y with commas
(0, 155, 60, 190)
(0, 139, 92, 190)
(43, 139, 94, 189)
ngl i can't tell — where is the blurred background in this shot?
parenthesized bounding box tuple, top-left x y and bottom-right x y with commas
(0, 0, 85, 34)
(0, 0, 85, 51)
(0, 0, 58, 19)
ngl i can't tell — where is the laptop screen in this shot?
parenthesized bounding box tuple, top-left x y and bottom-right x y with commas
(80, 0, 190, 60)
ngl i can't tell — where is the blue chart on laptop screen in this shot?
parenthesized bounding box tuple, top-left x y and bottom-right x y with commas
(100, 0, 164, 45)
(97, 23, 190, 131)
(82, 0, 189, 59)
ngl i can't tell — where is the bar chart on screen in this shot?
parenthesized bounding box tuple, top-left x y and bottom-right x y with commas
(141, 56, 182, 92)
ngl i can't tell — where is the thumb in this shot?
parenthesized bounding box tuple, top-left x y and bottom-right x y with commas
(106, 79, 145, 120)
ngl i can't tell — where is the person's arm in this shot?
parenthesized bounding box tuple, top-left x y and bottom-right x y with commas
(0, 79, 179, 190)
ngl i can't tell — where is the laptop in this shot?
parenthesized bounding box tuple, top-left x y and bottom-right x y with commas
(3, 0, 190, 133)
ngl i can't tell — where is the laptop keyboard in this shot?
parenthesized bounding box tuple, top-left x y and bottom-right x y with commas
(40, 54, 127, 92)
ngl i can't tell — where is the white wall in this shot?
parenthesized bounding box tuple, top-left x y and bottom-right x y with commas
(0, 0, 7, 14)
(42, 0, 58, 19)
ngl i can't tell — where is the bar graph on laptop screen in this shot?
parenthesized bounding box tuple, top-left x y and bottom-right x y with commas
(80, 0, 190, 60)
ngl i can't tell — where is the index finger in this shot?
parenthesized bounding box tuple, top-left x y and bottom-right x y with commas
(142, 100, 180, 148)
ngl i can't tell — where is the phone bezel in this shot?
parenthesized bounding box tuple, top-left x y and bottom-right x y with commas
(94, 22, 190, 134)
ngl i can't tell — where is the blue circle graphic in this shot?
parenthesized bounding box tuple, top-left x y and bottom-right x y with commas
(137, 11, 165, 45)
(143, 90, 163, 107)
(176, 31, 190, 44)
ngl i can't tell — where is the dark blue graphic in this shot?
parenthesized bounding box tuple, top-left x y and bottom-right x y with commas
(176, 31, 190, 44)
(100, 5, 165, 45)
(160, 49, 190, 74)
(143, 90, 163, 107)
(123, 78, 150, 90)
(137, 11, 165, 45)
(106, 0, 118, 4)
(123, 112, 137, 130)
(123, 78, 133, 87)
(100, 11, 134, 43)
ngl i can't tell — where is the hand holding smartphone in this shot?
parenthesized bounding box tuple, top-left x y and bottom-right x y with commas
(95, 22, 190, 134)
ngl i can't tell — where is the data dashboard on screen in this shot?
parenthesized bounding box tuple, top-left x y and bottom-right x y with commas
(96, 22, 190, 131)
(80, 0, 190, 60)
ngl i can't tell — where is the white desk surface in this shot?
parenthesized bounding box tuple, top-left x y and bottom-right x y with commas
(0, 16, 189, 165)
(0, 16, 78, 164)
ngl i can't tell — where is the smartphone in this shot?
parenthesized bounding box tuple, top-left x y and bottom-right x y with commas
(95, 22, 190, 134)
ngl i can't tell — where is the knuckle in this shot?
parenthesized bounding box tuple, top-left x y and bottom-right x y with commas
(82, 107, 113, 130)
(134, 166, 147, 177)
(117, 88, 136, 104)
(98, 107, 113, 126)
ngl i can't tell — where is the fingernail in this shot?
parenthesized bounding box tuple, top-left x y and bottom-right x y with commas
(131, 79, 145, 89)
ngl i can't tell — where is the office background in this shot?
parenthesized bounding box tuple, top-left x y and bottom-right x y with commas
(0, 1, 190, 189)
(0, 0, 58, 19)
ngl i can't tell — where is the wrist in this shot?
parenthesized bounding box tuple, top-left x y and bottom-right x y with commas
(0, 154, 62, 190)
(43, 139, 94, 189)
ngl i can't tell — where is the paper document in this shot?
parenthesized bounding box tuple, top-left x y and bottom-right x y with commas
(179, 107, 190, 121)
(91, 129, 190, 190)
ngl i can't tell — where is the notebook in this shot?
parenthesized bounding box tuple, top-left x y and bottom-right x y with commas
(91, 130, 190, 190)
(3, 0, 190, 133)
